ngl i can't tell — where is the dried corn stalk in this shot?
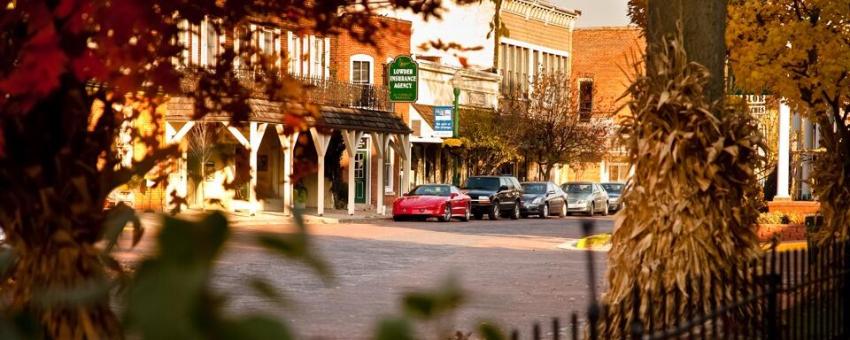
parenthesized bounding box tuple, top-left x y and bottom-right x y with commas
(603, 30, 764, 336)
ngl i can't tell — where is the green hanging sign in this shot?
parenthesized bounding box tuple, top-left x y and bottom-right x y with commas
(388, 55, 418, 102)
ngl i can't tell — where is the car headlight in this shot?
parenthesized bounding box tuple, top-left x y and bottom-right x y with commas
(532, 197, 543, 204)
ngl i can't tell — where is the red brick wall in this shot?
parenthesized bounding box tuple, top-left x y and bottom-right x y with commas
(571, 27, 645, 120)
(331, 16, 412, 208)
(330, 16, 411, 123)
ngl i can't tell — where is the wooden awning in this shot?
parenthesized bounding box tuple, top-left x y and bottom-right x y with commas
(165, 96, 411, 134)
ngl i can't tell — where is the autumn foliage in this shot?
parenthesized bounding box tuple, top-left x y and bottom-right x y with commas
(0, 0, 466, 338)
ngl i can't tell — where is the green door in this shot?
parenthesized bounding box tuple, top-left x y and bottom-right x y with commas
(354, 150, 368, 204)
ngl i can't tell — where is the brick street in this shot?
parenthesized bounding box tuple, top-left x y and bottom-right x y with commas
(116, 215, 613, 339)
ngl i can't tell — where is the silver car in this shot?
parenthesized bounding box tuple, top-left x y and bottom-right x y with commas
(562, 182, 609, 216)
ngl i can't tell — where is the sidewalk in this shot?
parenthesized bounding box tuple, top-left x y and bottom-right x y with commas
(137, 207, 392, 229)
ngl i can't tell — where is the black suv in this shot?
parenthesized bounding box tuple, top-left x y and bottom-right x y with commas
(464, 176, 523, 220)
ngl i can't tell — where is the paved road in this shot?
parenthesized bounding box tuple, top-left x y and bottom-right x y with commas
(118, 215, 614, 339)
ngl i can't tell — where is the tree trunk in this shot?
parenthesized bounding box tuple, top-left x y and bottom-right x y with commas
(647, 0, 727, 108)
(603, 1, 762, 336)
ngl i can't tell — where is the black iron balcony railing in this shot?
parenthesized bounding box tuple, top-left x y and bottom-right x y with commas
(179, 67, 391, 112)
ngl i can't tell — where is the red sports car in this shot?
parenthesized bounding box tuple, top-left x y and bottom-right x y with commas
(392, 184, 471, 222)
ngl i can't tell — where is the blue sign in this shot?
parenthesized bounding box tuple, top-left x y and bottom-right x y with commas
(433, 106, 454, 138)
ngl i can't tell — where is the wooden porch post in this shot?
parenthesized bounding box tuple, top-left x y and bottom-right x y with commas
(341, 129, 365, 216)
(164, 121, 195, 212)
(275, 125, 299, 216)
(394, 134, 412, 194)
(310, 127, 332, 216)
(247, 122, 268, 216)
(371, 133, 390, 215)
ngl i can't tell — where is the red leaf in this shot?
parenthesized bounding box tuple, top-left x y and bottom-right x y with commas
(0, 25, 67, 111)
(71, 49, 108, 81)
(54, 0, 77, 18)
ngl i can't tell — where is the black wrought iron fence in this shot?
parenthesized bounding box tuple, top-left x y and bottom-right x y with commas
(178, 68, 392, 112)
(509, 222, 850, 340)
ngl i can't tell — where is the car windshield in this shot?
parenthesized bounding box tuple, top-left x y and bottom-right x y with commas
(564, 184, 592, 194)
(465, 177, 500, 191)
(601, 183, 623, 193)
(411, 185, 450, 197)
(522, 183, 547, 194)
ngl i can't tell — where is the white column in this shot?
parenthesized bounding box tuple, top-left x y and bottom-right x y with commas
(276, 125, 299, 216)
(341, 130, 364, 216)
(599, 160, 609, 182)
(402, 135, 412, 194)
(248, 122, 267, 216)
(801, 117, 813, 198)
(165, 121, 195, 212)
(776, 101, 792, 200)
(372, 133, 390, 215)
(310, 128, 332, 216)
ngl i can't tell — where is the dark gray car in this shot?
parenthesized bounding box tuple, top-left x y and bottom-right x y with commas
(520, 181, 567, 218)
(601, 182, 625, 213)
(464, 176, 523, 220)
(561, 182, 609, 216)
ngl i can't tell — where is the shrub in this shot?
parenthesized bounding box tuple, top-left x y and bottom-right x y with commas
(757, 212, 809, 225)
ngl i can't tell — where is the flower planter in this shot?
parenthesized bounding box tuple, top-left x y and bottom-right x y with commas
(756, 223, 806, 242)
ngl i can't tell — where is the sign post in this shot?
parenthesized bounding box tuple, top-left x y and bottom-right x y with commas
(388, 56, 418, 102)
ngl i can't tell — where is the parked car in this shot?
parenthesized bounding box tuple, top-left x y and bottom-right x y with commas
(520, 181, 568, 218)
(392, 184, 471, 222)
(562, 182, 609, 216)
(464, 176, 522, 220)
(600, 182, 625, 213)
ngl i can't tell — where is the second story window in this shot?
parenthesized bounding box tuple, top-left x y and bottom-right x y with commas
(178, 17, 222, 68)
(350, 54, 374, 85)
(579, 79, 593, 122)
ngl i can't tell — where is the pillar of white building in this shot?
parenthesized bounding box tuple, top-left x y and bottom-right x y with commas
(275, 125, 298, 216)
(372, 133, 390, 215)
(775, 101, 792, 200)
(341, 130, 364, 216)
(164, 121, 195, 211)
(599, 160, 609, 182)
(247, 122, 267, 216)
(310, 128, 332, 216)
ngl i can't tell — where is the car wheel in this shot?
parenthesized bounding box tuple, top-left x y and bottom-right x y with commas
(559, 201, 567, 218)
(474, 213, 483, 220)
(588, 203, 595, 217)
(488, 201, 500, 220)
(460, 204, 471, 222)
(510, 202, 520, 220)
(393, 215, 403, 222)
(440, 204, 452, 222)
(539, 203, 549, 219)
(602, 202, 609, 216)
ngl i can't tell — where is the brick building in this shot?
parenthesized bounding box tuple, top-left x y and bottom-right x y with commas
(566, 26, 645, 183)
(112, 15, 414, 216)
(326, 17, 414, 212)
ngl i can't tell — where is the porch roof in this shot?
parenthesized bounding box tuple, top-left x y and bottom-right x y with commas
(316, 106, 411, 134)
(165, 97, 411, 134)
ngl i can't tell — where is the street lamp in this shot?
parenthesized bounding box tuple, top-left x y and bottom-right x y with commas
(449, 71, 462, 185)
(450, 71, 462, 138)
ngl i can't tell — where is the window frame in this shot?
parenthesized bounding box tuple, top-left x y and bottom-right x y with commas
(350, 54, 375, 85)
(384, 148, 394, 194)
(578, 78, 594, 121)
